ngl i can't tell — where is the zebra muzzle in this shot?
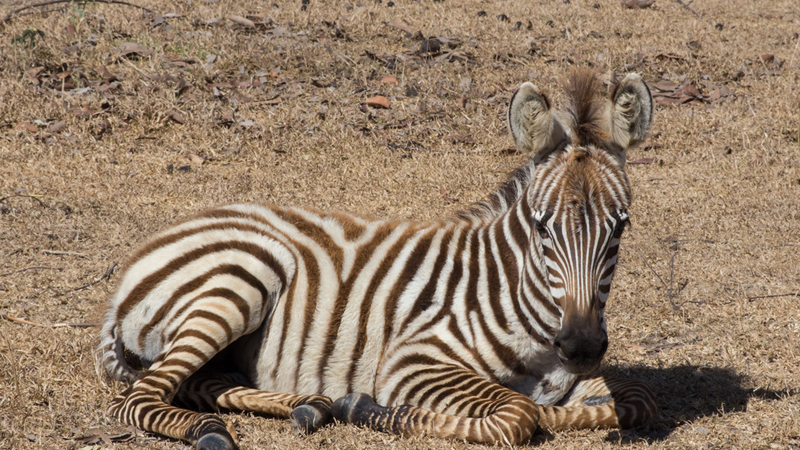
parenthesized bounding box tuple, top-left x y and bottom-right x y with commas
(553, 325, 608, 375)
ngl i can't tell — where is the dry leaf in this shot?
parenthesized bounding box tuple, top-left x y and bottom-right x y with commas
(447, 134, 474, 144)
(95, 65, 117, 81)
(185, 152, 206, 164)
(653, 80, 679, 92)
(16, 122, 38, 133)
(626, 344, 648, 352)
(47, 120, 67, 133)
(621, 0, 655, 8)
(228, 15, 255, 28)
(117, 42, 153, 57)
(380, 75, 399, 85)
(682, 83, 701, 98)
(385, 20, 412, 34)
(24, 66, 44, 83)
(167, 110, 186, 124)
(71, 105, 102, 117)
(364, 95, 390, 109)
(759, 54, 775, 63)
(655, 95, 692, 106)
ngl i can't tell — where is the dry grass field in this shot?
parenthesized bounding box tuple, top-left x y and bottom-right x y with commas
(1, 0, 799, 448)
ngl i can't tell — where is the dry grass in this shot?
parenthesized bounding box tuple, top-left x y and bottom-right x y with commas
(1, 0, 799, 448)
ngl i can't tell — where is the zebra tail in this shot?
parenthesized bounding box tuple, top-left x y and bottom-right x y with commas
(99, 311, 140, 383)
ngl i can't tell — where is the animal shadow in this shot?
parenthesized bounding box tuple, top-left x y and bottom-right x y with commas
(597, 364, 790, 443)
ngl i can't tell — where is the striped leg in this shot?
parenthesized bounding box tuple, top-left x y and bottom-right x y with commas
(175, 371, 334, 434)
(545, 375, 657, 430)
(333, 366, 542, 445)
(108, 299, 258, 450)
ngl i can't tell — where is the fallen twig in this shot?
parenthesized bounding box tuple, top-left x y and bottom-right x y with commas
(388, 140, 465, 155)
(43, 250, 89, 258)
(1, 0, 154, 27)
(747, 292, 800, 301)
(0, 266, 61, 278)
(0, 193, 47, 207)
(639, 251, 690, 311)
(1, 314, 43, 327)
(1, 314, 99, 328)
(67, 263, 117, 292)
(673, 0, 700, 17)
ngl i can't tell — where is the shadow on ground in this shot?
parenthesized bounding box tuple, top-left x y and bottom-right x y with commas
(583, 364, 795, 443)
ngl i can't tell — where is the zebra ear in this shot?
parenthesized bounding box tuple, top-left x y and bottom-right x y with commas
(609, 73, 653, 152)
(508, 82, 567, 164)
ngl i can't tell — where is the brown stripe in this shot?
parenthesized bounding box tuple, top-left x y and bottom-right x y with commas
(397, 227, 454, 331)
(138, 264, 265, 348)
(171, 329, 222, 353)
(269, 269, 298, 381)
(519, 272, 557, 338)
(483, 226, 510, 333)
(162, 287, 251, 345)
(285, 241, 322, 386)
(385, 356, 453, 405)
(328, 211, 368, 242)
(118, 241, 286, 322)
(301, 223, 400, 390)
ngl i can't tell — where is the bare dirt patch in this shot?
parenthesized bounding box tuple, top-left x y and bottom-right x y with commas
(1, 0, 799, 449)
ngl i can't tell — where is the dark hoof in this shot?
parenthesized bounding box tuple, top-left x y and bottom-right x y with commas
(196, 432, 238, 450)
(290, 404, 333, 435)
(332, 393, 377, 424)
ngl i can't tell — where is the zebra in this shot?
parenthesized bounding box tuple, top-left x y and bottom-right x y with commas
(100, 69, 656, 450)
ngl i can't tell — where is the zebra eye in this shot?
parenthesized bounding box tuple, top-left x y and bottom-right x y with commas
(534, 220, 549, 239)
(615, 213, 631, 234)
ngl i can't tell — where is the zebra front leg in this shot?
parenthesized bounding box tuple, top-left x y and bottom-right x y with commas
(176, 371, 334, 434)
(544, 375, 657, 430)
(333, 366, 542, 445)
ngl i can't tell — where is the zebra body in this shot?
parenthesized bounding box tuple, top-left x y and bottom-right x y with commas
(101, 70, 656, 449)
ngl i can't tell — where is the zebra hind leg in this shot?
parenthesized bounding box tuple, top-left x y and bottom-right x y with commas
(176, 370, 334, 435)
(108, 300, 263, 449)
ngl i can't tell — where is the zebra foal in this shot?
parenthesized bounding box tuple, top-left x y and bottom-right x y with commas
(100, 69, 656, 449)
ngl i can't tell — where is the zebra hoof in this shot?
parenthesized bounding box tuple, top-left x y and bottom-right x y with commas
(290, 404, 332, 435)
(332, 393, 377, 424)
(196, 432, 238, 450)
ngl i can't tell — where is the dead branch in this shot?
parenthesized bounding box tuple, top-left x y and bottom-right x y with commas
(52, 321, 100, 328)
(387, 141, 466, 155)
(43, 249, 89, 258)
(673, 0, 700, 17)
(747, 292, 800, 301)
(0, 314, 44, 327)
(1, 0, 154, 27)
(639, 251, 690, 311)
(0, 266, 60, 278)
(67, 263, 117, 292)
(1, 314, 99, 328)
(0, 193, 47, 207)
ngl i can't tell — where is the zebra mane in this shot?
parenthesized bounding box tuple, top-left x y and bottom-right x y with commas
(564, 69, 611, 148)
(454, 159, 536, 221)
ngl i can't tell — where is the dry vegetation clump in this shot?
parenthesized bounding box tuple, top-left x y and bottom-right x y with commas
(1, 0, 799, 449)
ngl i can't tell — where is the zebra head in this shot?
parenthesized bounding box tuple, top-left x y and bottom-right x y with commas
(508, 70, 653, 375)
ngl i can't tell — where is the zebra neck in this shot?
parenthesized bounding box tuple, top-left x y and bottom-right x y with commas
(463, 190, 559, 344)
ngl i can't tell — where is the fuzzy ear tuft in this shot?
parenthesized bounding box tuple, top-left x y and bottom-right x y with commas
(508, 82, 567, 164)
(610, 73, 653, 150)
